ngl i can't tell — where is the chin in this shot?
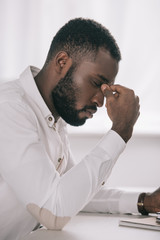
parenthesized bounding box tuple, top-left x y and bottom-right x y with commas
(67, 118, 87, 127)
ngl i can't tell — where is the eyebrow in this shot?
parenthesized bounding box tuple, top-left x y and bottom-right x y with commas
(97, 74, 110, 84)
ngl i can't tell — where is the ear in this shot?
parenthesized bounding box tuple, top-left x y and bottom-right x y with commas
(55, 51, 72, 76)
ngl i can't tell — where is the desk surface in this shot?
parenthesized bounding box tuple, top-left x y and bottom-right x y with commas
(21, 213, 160, 240)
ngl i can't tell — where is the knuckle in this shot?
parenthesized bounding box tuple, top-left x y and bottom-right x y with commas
(130, 89, 135, 95)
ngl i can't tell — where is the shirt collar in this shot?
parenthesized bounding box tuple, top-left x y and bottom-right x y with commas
(19, 66, 66, 128)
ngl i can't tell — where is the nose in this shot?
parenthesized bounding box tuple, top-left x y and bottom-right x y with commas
(91, 90, 104, 107)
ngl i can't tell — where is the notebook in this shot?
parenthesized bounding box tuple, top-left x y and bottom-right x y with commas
(119, 216, 160, 231)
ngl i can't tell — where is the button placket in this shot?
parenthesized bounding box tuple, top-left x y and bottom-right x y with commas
(56, 156, 64, 172)
(46, 115, 65, 173)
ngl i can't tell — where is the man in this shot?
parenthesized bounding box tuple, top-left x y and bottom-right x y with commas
(0, 18, 159, 240)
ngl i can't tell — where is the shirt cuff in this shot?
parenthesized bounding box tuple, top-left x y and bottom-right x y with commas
(119, 190, 140, 214)
(98, 130, 126, 160)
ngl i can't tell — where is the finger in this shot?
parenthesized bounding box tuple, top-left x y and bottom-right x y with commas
(136, 95, 140, 104)
(110, 84, 128, 94)
(101, 84, 113, 98)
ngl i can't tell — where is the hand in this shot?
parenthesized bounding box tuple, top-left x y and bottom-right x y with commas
(101, 84, 140, 142)
(144, 187, 160, 213)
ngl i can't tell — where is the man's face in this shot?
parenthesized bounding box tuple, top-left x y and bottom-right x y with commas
(52, 49, 119, 126)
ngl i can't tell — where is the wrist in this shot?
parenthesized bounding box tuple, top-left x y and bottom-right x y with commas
(137, 192, 149, 215)
(111, 125, 133, 143)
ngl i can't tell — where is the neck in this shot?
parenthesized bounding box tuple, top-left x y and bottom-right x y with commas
(34, 69, 60, 122)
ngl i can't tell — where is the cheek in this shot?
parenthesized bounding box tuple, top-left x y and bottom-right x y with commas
(75, 89, 93, 109)
(73, 78, 96, 109)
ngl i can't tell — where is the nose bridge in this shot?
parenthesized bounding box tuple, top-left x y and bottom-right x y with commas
(92, 90, 104, 107)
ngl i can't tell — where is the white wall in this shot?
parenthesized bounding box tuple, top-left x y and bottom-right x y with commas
(68, 133, 160, 189)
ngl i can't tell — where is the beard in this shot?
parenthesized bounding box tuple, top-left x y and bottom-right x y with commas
(51, 65, 88, 126)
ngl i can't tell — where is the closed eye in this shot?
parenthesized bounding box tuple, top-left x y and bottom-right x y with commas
(92, 80, 102, 88)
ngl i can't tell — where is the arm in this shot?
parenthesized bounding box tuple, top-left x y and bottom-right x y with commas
(82, 188, 160, 215)
(82, 187, 140, 214)
(82, 84, 142, 214)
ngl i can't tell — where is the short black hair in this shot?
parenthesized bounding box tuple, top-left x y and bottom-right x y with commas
(46, 18, 121, 65)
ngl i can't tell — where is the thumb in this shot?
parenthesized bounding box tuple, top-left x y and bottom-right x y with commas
(101, 84, 113, 98)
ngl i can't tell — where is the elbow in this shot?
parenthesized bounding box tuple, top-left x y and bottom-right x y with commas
(27, 203, 71, 230)
(41, 210, 71, 230)
(43, 214, 71, 230)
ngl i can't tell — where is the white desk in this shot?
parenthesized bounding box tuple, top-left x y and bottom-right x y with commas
(21, 212, 160, 240)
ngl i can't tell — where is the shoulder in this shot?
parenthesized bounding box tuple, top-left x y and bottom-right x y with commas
(0, 80, 37, 126)
(0, 79, 25, 105)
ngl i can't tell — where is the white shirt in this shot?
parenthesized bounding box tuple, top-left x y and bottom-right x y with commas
(0, 66, 140, 240)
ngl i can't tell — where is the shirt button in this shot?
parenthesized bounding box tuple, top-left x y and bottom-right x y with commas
(102, 181, 105, 185)
(48, 116, 53, 121)
(58, 158, 62, 163)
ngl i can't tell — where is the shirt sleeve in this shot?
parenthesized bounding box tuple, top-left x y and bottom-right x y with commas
(82, 187, 140, 214)
(0, 100, 125, 230)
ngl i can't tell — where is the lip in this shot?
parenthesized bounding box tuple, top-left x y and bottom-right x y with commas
(85, 109, 97, 118)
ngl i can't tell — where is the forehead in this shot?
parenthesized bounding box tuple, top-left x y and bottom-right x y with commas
(75, 49, 119, 84)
